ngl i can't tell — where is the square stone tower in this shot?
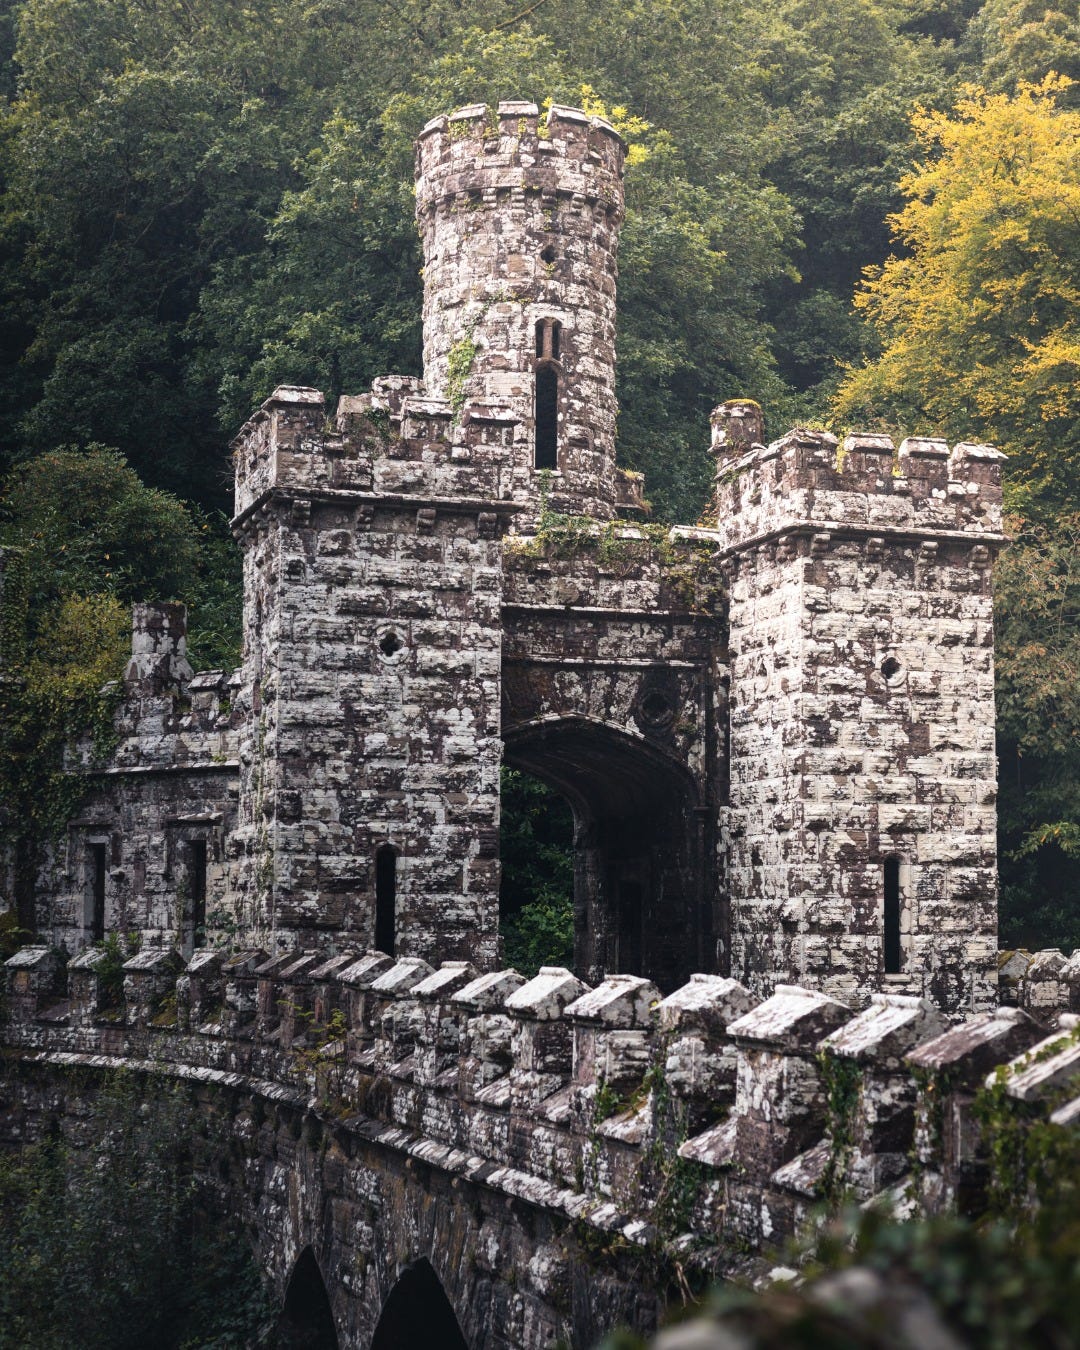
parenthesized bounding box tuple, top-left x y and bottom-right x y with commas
(713, 409, 1006, 1010)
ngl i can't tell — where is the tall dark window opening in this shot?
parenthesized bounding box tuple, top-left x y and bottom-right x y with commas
(534, 319, 561, 470)
(187, 840, 207, 947)
(89, 843, 107, 941)
(884, 856, 902, 974)
(375, 846, 397, 956)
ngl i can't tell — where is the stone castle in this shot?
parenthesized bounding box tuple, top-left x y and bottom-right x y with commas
(7, 101, 1073, 1350)
(14, 99, 1005, 1011)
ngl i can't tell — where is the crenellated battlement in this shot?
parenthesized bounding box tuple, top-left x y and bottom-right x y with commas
(415, 101, 624, 215)
(713, 421, 1008, 554)
(6, 942, 1079, 1278)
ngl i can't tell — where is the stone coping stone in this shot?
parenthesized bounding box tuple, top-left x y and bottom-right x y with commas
(254, 951, 300, 980)
(474, 1077, 512, 1110)
(369, 957, 433, 996)
(266, 385, 323, 406)
(69, 947, 110, 972)
(188, 669, 228, 691)
(277, 952, 324, 983)
(907, 1007, 1043, 1078)
(411, 961, 477, 1001)
(564, 974, 659, 1028)
(186, 949, 224, 977)
(998, 1025, 1080, 1102)
(451, 968, 526, 1010)
(309, 951, 360, 982)
(726, 984, 851, 1051)
(596, 1098, 651, 1145)
(772, 1139, 830, 1198)
(998, 949, 1033, 980)
(122, 948, 182, 973)
(221, 949, 269, 976)
(5, 946, 55, 970)
(505, 967, 590, 1020)
(338, 952, 395, 988)
(1025, 948, 1069, 977)
(1050, 1093, 1080, 1127)
(679, 1117, 736, 1169)
(657, 974, 757, 1036)
(822, 994, 950, 1066)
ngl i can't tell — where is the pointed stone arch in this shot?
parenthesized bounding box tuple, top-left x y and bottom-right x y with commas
(275, 1246, 339, 1350)
(371, 1257, 469, 1350)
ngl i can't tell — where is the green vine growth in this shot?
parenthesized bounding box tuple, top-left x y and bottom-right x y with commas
(446, 329, 479, 421)
(817, 1049, 862, 1207)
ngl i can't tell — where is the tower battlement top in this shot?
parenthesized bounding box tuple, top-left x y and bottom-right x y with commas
(713, 424, 1008, 550)
(415, 101, 625, 219)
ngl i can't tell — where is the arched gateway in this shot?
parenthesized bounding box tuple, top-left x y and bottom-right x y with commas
(503, 716, 711, 991)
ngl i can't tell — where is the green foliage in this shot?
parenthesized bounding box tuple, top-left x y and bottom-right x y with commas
(0, 1073, 272, 1349)
(446, 331, 479, 420)
(0, 446, 200, 605)
(499, 767, 574, 976)
(817, 1051, 863, 1207)
(994, 511, 1080, 947)
(835, 77, 1080, 509)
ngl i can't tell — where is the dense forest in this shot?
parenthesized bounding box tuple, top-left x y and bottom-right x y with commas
(1, 0, 1079, 950)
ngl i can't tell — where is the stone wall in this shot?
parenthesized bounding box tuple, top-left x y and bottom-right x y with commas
(416, 101, 625, 521)
(35, 602, 239, 953)
(4, 945, 1078, 1347)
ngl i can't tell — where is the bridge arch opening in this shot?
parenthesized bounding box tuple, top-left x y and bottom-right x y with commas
(503, 717, 712, 991)
(275, 1246, 339, 1350)
(371, 1257, 468, 1350)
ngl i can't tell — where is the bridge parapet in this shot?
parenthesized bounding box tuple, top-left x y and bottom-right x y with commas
(5, 944, 1080, 1285)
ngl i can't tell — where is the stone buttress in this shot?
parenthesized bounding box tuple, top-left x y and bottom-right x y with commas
(713, 407, 1007, 1010)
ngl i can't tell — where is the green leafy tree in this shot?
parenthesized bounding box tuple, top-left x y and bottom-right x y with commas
(0, 1073, 271, 1349)
(835, 77, 1080, 509)
(500, 768, 575, 975)
(0, 447, 237, 932)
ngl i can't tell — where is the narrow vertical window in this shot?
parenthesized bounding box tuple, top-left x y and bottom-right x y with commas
(883, 856, 902, 974)
(375, 846, 397, 956)
(534, 319, 561, 471)
(89, 843, 107, 941)
(188, 840, 207, 948)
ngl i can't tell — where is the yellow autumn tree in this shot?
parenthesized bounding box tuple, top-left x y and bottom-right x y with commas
(835, 76, 1080, 511)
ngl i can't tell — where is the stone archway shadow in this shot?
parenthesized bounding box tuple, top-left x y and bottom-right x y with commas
(503, 714, 714, 990)
(274, 1246, 340, 1350)
(371, 1257, 469, 1350)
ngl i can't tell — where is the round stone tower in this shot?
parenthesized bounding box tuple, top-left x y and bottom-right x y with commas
(415, 100, 625, 518)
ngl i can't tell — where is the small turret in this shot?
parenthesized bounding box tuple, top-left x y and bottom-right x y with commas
(415, 101, 626, 518)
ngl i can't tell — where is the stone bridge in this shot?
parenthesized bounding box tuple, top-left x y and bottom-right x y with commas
(5, 943, 1080, 1348)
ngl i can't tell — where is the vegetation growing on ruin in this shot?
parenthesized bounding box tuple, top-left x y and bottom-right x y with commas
(0, 449, 241, 934)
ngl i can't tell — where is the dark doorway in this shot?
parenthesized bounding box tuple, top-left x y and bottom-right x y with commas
(371, 1258, 468, 1350)
(503, 718, 709, 991)
(274, 1247, 338, 1350)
